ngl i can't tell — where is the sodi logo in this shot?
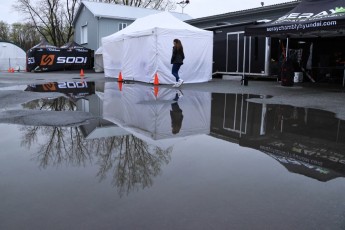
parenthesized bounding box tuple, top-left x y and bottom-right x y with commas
(42, 83, 57, 91)
(40, 55, 55, 66)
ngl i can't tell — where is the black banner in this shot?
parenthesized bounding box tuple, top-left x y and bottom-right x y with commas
(245, 0, 345, 37)
(27, 47, 93, 72)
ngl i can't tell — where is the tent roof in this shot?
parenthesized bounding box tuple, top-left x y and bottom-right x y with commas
(103, 12, 211, 42)
(31, 40, 57, 49)
(75, 1, 192, 24)
(0, 41, 26, 57)
(95, 46, 102, 55)
(0, 40, 25, 53)
(60, 41, 88, 49)
(245, 0, 345, 38)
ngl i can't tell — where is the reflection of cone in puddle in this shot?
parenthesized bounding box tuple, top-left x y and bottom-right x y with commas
(80, 69, 85, 83)
(118, 72, 123, 82)
(118, 81, 123, 91)
(80, 68, 85, 76)
(154, 73, 159, 85)
(154, 86, 159, 97)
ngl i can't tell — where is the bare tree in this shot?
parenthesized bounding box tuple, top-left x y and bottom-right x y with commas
(0, 21, 10, 41)
(10, 22, 41, 51)
(14, 0, 177, 46)
(14, 0, 79, 46)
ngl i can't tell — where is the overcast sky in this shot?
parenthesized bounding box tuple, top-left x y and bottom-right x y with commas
(0, 0, 295, 24)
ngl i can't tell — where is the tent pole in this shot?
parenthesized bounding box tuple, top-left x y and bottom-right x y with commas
(285, 37, 289, 59)
(242, 36, 247, 86)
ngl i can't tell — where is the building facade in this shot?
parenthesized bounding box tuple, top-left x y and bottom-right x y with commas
(73, 1, 192, 51)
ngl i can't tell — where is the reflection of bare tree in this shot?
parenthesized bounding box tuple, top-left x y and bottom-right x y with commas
(20, 96, 172, 195)
(22, 96, 75, 111)
(94, 135, 172, 197)
(21, 96, 90, 167)
(21, 126, 172, 195)
(21, 126, 91, 168)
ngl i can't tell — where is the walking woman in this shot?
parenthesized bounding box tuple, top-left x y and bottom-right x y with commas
(171, 39, 185, 87)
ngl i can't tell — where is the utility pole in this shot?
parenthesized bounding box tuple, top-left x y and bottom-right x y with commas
(177, 0, 190, 14)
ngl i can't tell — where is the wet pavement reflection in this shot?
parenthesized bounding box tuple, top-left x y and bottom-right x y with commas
(1, 81, 345, 230)
(211, 93, 345, 181)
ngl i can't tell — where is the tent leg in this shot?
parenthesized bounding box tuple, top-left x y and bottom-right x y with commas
(286, 37, 289, 59)
(242, 36, 248, 86)
(343, 64, 345, 87)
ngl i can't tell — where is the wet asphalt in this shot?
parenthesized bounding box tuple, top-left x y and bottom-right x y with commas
(1, 70, 345, 119)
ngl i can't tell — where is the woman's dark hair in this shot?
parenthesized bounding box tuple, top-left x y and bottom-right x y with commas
(173, 38, 183, 52)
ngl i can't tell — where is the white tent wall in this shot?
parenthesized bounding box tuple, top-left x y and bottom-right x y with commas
(102, 12, 213, 84)
(122, 34, 156, 82)
(0, 42, 26, 71)
(102, 39, 123, 77)
(156, 29, 213, 84)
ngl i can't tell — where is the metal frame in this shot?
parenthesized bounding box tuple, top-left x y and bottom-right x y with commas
(225, 31, 272, 77)
(222, 94, 249, 137)
(226, 31, 244, 73)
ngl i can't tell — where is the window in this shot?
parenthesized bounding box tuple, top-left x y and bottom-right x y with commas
(118, 23, 127, 31)
(81, 25, 88, 44)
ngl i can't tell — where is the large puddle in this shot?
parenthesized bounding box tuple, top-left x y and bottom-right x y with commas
(1, 81, 345, 229)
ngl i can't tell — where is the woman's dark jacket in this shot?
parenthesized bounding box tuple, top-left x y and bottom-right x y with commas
(171, 47, 185, 64)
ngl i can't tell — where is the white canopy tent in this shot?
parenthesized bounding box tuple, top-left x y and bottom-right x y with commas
(0, 41, 26, 71)
(102, 12, 213, 84)
(103, 82, 211, 148)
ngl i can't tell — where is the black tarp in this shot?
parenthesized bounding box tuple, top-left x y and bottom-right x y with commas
(27, 40, 93, 72)
(245, 0, 345, 37)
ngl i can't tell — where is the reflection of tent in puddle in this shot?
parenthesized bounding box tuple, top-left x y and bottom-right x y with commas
(73, 92, 130, 139)
(79, 118, 129, 140)
(103, 82, 211, 146)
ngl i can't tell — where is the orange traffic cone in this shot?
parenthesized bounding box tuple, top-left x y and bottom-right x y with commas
(154, 86, 159, 98)
(118, 72, 123, 82)
(8, 67, 11, 73)
(154, 73, 159, 85)
(11, 68, 15, 73)
(80, 69, 85, 77)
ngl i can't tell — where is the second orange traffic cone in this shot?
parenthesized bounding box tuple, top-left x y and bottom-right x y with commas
(118, 72, 123, 82)
(154, 73, 159, 85)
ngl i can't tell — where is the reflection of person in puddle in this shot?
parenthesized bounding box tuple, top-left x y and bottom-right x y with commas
(170, 90, 184, 134)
